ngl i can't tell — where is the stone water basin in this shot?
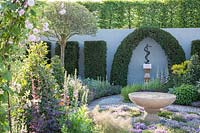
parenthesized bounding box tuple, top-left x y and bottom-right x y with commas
(128, 92, 176, 122)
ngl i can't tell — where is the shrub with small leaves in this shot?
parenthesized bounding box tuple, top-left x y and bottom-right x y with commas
(171, 84, 199, 105)
(172, 55, 200, 86)
(50, 55, 65, 90)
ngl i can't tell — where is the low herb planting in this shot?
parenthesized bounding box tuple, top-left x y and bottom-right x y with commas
(83, 78, 121, 103)
(90, 105, 200, 133)
(121, 79, 163, 102)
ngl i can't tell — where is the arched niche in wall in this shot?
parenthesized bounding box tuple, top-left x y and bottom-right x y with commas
(110, 27, 186, 86)
(127, 37, 168, 84)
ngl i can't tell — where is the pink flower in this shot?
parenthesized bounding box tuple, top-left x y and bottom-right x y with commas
(33, 28, 40, 34)
(27, 0, 35, 7)
(28, 34, 36, 42)
(18, 9, 25, 16)
(25, 20, 33, 29)
(43, 22, 49, 32)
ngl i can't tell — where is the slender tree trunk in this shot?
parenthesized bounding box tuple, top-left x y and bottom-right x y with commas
(128, 5, 131, 29)
(7, 65, 12, 133)
(7, 92, 12, 133)
(60, 38, 67, 67)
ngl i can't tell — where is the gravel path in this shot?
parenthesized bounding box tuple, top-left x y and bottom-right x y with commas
(88, 95, 200, 114)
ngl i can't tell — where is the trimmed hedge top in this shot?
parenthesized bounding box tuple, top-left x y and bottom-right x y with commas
(55, 41, 79, 75)
(191, 40, 200, 57)
(80, 0, 200, 29)
(111, 27, 186, 86)
(84, 41, 107, 80)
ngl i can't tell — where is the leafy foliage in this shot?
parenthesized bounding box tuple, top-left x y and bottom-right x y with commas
(58, 73, 96, 133)
(44, 41, 52, 63)
(185, 55, 200, 85)
(111, 27, 185, 86)
(0, 0, 45, 132)
(50, 55, 65, 90)
(170, 84, 199, 105)
(67, 106, 94, 133)
(172, 55, 200, 86)
(80, 0, 200, 29)
(191, 40, 200, 57)
(44, 1, 97, 66)
(84, 41, 107, 79)
(14, 43, 61, 132)
(83, 78, 121, 103)
(55, 41, 79, 75)
(171, 60, 191, 86)
(158, 111, 173, 119)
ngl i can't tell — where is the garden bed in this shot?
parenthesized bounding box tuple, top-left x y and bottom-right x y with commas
(88, 95, 200, 133)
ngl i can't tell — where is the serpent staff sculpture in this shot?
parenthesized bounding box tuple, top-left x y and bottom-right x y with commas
(144, 44, 152, 64)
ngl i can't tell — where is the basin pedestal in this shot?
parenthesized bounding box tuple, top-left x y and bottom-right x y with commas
(128, 92, 176, 123)
(144, 108, 160, 122)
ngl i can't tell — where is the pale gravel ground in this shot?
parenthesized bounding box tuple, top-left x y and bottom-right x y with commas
(88, 95, 200, 114)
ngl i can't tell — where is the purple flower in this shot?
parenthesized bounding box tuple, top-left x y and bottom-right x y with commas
(184, 114, 200, 121)
(25, 20, 33, 29)
(18, 9, 25, 16)
(133, 122, 147, 130)
(155, 129, 167, 133)
(196, 128, 200, 133)
(27, 0, 35, 7)
(33, 28, 40, 34)
(28, 34, 36, 42)
(164, 120, 181, 128)
(147, 125, 157, 130)
(129, 128, 142, 133)
(43, 22, 49, 32)
(181, 126, 196, 133)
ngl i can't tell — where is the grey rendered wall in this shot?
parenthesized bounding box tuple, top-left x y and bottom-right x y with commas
(42, 28, 200, 84)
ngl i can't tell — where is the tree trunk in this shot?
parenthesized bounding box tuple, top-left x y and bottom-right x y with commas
(60, 38, 67, 67)
(7, 92, 12, 133)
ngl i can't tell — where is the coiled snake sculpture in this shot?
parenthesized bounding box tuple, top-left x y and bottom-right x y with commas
(144, 44, 152, 64)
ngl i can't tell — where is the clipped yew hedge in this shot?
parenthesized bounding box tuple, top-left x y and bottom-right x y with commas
(55, 41, 79, 75)
(191, 40, 200, 57)
(111, 27, 186, 86)
(84, 41, 107, 79)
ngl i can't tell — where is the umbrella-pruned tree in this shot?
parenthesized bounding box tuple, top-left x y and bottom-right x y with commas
(45, 1, 97, 67)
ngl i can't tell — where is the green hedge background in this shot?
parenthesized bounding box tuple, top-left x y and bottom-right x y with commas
(191, 40, 200, 57)
(111, 27, 186, 86)
(55, 41, 79, 75)
(84, 41, 107, 80)
(80, 0, 200, 29)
